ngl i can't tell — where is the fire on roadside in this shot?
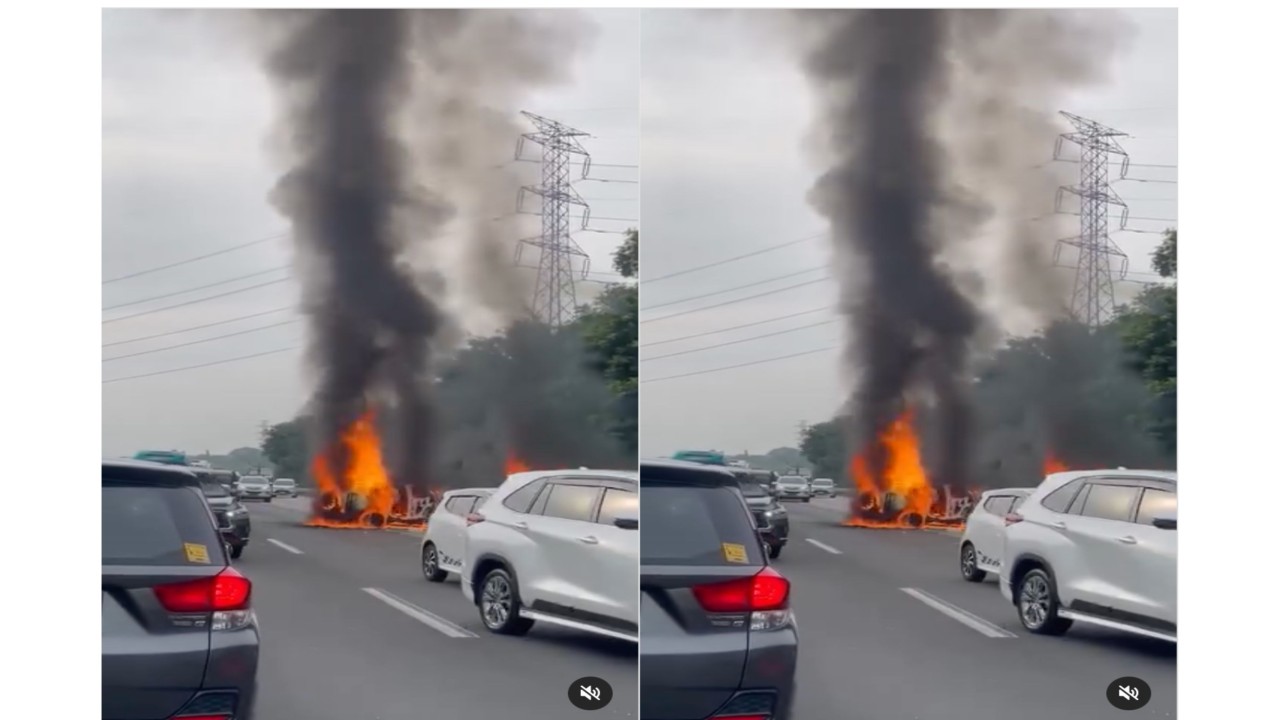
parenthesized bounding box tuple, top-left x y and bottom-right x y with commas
(1043, 452, 1070, 474)
(842, 409, 963, 529)
(306, 411, 426, 529)
(505, 454, 532, 475)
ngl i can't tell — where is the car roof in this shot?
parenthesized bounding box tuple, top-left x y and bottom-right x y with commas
(443, 487, 495, 497)
(982, 486, 1033, 496)
(640, 458, 737, 487)
(508, 468, 638, 482)
(102, 458, 200, 487)
(812, 478, 834, 483)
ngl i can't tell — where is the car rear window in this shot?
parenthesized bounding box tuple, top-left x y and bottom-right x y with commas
(103, 485, 223, 566)
(199, 479, 229, 497)
(596, 487, 638, 526)
(641, 484, 764, 566)
(736, 478, 767, 497)
(1079, 483, 1141, 522)
(1135, 487, 1177, 525)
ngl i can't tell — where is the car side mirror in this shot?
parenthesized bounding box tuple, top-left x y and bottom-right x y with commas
(1152, 515, 1177, 530)
(613, 509, 638, 530)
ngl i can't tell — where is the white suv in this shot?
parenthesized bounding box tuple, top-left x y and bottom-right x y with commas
(959, 487, 1031, 582)
(460, 469, 639, 641)
(421, 488, 494, 582)
(1000, 470, 1177, 642)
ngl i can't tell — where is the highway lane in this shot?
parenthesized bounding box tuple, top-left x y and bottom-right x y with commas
(234, 498, 637, 720)
(774, 499, 1177, 720)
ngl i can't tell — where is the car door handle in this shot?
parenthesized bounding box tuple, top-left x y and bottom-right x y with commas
(1117, 535, 1137, 544)
(513, 521, 528, 531)
(578, 535, 599, 545)
(1051, 521, 1067, 530)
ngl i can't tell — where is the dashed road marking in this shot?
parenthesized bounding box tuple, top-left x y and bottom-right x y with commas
(901, 587, 1017, 638)
(362, 587, 478, 638)
(266, 538, 304, 555)
(804, 538, 844, 555)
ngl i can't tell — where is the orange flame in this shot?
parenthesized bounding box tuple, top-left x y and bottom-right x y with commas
(1043, 452, 1070, 474)
(504, 454, 532, 475)
(843, 409, 958, 529)
(306, 411, 423, 529)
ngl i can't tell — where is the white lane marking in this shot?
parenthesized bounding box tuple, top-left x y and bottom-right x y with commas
(362, 587, 478, 638)
(901, 587, 1017, 638)
(266, 538, 304, 555)
(804, 538, 843, 555)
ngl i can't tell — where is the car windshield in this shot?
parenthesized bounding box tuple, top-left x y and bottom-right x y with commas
(275, 479, 295, 485)
(737, 478, 766, 497)
(779, 477, 805, 485)
(241, 477, 268, 486)
(814, 479, 832, 486)
(199, 479, 229, 497)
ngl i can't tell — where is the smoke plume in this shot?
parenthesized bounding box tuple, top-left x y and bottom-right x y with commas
(793, 10, 1126, 494)
(251, 10, 589, 492)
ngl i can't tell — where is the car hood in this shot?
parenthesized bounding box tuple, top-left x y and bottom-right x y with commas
(745, 496, 773, 508)
(206, 496, 236, 509)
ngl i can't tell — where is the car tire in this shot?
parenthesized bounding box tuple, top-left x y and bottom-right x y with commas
(1016, 567, 1073, 636)
(802, 497, 810, 503)
(265, 497, 272, 503)
(421, 542, 448, 583)
(768, 542, 783, 559)
(230, 544, 244, 559)
(960, 542, 986, 582)
(478, 567, 535, 636)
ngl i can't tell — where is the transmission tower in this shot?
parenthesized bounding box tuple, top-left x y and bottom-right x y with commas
(514, 112, 592, 327)
(1052, 111, 1131, 327)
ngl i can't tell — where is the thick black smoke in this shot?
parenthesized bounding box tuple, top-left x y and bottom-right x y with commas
(256, 10, 446, 493)
(250, 10, 593, 494)
(794, 9, 1127, 495)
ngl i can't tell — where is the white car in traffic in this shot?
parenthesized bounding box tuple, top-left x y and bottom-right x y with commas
(776, 475, 812, 502)
(959, 487, 1031, 582)
(421, 488, 495, 582)
(999, 469, 1177, 642)
(460, 469, 639, 641)
(810, 478, 835, 497)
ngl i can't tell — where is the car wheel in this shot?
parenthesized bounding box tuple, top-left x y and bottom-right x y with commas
(478, 567, 534, 636)
(768, 542, 782, 559)
(960, 542, 986, 582)
(230, 544, 244, 559)
(1017, 567, 1073, 635)
(802, 497, 810, 503)
(421, 543, 447, 583)
(265, 497, 272, 503)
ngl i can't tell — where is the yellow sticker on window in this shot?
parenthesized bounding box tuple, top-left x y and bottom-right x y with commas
(722, 542, 748, 564)
(184, 543, 210, 564)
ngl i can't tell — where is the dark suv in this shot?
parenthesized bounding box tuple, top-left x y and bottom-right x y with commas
(640, 459, 798, 720)
(103, 459, 259, 720)
(193, 469, 252, 559)
(731, 469, 789, 559)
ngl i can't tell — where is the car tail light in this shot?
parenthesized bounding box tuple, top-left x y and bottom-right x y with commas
(465, 512, 485, 527)
(693, 567, 791, 628)
(1004, 512, 1023, 526)
(154, 568, 254, 631)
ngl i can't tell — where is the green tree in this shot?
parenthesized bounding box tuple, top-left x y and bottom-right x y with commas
(574, 229, 638, 454)
(800, 420, 846, 483)
(1116, 229, 1177, 455)
(260, 418, 309, 482)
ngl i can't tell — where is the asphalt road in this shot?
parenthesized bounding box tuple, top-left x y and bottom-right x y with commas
(774, 497, 1177, 720)
(234, 497, 637, 720)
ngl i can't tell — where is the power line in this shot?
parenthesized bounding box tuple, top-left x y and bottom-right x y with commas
(643, 231, 826, 284)
(103, 306, 296, 348)
(103, 319, 301, 362)
(640, 306, 834, 348)
(103, 233, 286, 284)
(103, 345, 301, 385)
(580, 178, 638, 185)
(644, 319, 836, 362)
(641, 277, 832, 324)
(642, 346, 837, 384)
(103, 265, 292, 311)
(102, 277, 295, 325)
(641, 265, 827, 311)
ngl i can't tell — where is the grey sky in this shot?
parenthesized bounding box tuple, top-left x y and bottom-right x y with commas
(102, 9, 638, 457)
(639, 8, 1176, 456)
